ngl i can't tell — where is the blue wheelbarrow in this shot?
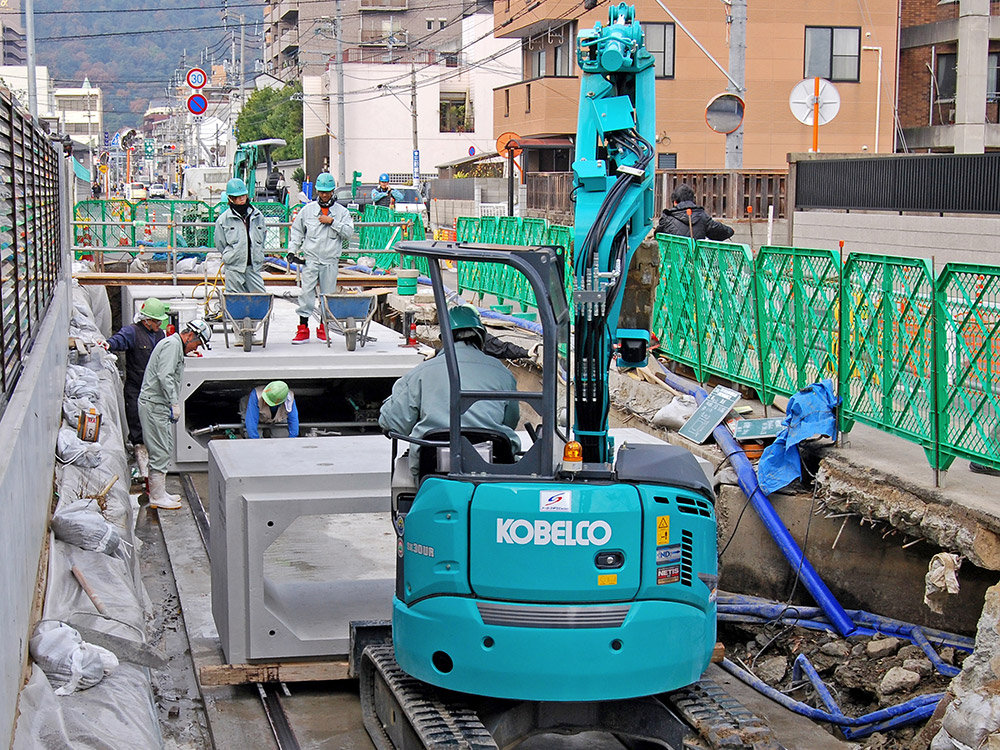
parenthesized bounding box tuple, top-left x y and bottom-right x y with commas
(320, 293, 376, 351)
(222, 293, 273, 352)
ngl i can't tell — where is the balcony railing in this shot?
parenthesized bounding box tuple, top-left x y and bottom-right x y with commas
(360, 0, 408, 9)
(359, 28, 408, 46)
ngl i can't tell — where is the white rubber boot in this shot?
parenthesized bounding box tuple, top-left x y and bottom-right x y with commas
(148, 471, 182, 510)
(134, 444, 150, 478)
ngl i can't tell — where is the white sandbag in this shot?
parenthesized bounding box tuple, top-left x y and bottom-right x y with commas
(925, 552, 963, 615)
(651, 395, 698, 430)
(64, 364, 101, 400)
(175, 256, 199, 274)
(28, 621, 118, 695)
(62, 396, 96, 429)
(50, 502, 121, 557)
(56, 427, 102, 468)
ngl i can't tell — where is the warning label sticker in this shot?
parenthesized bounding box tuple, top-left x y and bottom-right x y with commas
(656, 544, 681, 566)
(656, 515, 670, 545)
(598, 574, 618, 586)
(657, 565, 680, 585)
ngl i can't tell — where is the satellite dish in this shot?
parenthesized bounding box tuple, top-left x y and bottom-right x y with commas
(789, 78, 840, 126)
(705, 93, 745, 134)
(496, 132, 523, 158)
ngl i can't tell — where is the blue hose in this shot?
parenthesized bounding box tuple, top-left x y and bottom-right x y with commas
(653, 362, 856, 637)
(720, 658, 944, 739)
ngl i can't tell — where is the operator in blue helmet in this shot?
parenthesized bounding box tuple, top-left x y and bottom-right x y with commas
(290, 172, 355, 343)
(215, 178, 267, 293)
(371, 173, 404, 208)
(379, 304, 520, 474)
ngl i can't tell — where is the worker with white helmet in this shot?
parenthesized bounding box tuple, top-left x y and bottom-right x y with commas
(138, 319, 212, 509)
(101, 297, 170, 478)
(216, 177, 267, 294)
(290, 172, 354, 344)
(371, 173, 404, 208)
(243, 380, 299, 439)
(379, 305, 520, 474)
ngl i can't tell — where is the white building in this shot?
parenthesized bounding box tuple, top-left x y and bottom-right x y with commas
(0, 65, 56, 118)
(54, 79, 104, 153)
(311, 14, 519, 188)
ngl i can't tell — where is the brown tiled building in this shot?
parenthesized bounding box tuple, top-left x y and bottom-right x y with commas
(493, 0, 898, 170)
(897, 0, 1000, 152)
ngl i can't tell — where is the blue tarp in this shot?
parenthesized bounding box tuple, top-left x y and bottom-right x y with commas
(72, 157, 90, 182)
(758, 379, 840, 495)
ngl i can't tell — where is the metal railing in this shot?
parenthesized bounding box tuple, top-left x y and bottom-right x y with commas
(0, 89, 64, 415)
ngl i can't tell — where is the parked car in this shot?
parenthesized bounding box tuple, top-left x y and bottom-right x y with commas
(149, 183, 167, 199)
(125, 182, 147, 201)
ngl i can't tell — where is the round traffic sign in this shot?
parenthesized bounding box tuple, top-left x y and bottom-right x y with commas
(187, 93, 208, 116)
(186, 67, 207, 89)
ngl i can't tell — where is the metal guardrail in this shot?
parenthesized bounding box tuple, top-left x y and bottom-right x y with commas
(0, 89, 63, 416)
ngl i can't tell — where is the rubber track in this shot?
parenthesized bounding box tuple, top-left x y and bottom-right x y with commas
(362, 645, 497, 749)
(667, 679, 784, 750)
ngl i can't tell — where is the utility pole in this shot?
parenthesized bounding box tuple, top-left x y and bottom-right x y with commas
(410, 65, 418, 186)
(335, 0, 346, 185)
(725, 0, 746, 169)
(25, 0, 37, 118)
(240, 15, 246, 108)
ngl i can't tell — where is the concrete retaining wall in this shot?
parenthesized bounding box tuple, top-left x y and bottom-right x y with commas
(0, 282, 69, 745)
(792, 210, 1000, 265)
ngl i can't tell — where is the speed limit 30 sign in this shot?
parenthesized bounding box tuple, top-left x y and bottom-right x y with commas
(186, 68, 207, 89)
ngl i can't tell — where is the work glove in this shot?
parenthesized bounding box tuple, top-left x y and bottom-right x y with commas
(529, 342, 543, 365)
(169, 403, 180, 423)
(97, 340, 110, 351)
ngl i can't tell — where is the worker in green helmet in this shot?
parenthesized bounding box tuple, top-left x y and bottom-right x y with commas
(100, 297, 171, 478)
(379, 305, 520, 474)
(215, 177, 267, 293)
(290, 172, 354, 343)
(242, 380, 299, 438)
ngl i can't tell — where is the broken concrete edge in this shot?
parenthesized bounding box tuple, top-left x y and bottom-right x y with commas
(817, 455, 1000, 571)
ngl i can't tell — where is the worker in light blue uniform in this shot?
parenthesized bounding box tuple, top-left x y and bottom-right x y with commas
(244, 381, 299, 439)
(216, 178, 267, 293)
(379, 305, 520, 474)
(371, 173, 404, 208)
(290, 172, 355, 343)
(138, 319, 212, 509)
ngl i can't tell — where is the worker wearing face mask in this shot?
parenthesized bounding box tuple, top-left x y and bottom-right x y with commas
(215, 178, 267, 293)
(290, 172, 355, 344)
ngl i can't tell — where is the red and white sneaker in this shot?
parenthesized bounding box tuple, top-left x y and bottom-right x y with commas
(292, 324, 310, 344)
(316, 325, 327, 342)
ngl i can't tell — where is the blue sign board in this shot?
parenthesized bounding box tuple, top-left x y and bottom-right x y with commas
(187, 93, 208, 115)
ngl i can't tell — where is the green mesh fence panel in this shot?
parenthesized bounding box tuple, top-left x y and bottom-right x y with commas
(697, 241, 761, 394)
(496, 216, 521, 244)
(546, 224, 575, 309)
(840, 254, 937, 458)
(74, 199, 134, 248)
(456, 216, 478, 242)
(211, 201, 288, 251)
(935, 264, 1000, 472)
(756, 246, 841, 402)
(522, 217, 548, 245)
(478, 216, 498, 243)
(652, 234, 703, 380)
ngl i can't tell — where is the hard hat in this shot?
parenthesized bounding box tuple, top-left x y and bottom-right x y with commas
(225, 178, 248, 197)
(139, 297, 170, 323)
(262, 380, 289, 407)
(449, 304, 484, 333)
(315, 173, 336, 192)
(184, 318, 212, 348)
(378, 173, 389, 183)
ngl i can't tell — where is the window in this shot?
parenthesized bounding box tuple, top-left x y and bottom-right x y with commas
(523, 41, 546, 79)
(426, 19, 433, 30)
(804, 26, 860, 82)
(553, 24, 576, 76)
(440, 91, 473, 132)
(439, 18, 446, 29)
(644, 23, 675, 78)
(657, 153, 677, 169)
(526, 83, 531, 113)
(935, 53, 957, 100)
(504, 89, 509, 118)
(443, 52, 458, 67)
(989, 52, 1000, 101)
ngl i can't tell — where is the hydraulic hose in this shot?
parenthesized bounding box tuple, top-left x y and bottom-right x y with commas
(653, 361, 857, 636)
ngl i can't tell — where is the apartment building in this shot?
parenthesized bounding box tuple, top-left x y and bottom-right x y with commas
(897, 0, 999, 152)
(493, 0, 899, 170)
(0, 0, 25, 66)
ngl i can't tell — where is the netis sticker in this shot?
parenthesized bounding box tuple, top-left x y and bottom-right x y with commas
(657, 565, 680, 585)
(540, 490, 572, 512)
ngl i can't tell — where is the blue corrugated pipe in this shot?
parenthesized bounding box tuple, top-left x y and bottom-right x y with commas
(720, 658, 942, 739)
(652, 361, 857, 637)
